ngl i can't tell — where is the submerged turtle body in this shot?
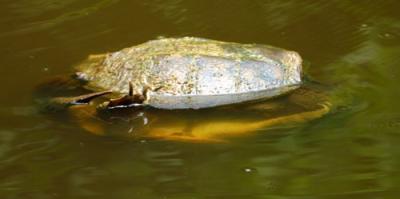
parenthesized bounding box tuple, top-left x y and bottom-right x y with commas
(67, 85, 332, 142)
(76, 37, 302, 109)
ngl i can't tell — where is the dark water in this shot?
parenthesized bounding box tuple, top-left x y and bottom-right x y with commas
(1, 0, 400, 198)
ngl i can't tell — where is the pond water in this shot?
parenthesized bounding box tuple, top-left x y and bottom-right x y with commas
(1, 0, 400, 198)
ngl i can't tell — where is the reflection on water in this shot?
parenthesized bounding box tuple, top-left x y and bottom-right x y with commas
(1, 0, 400, 198)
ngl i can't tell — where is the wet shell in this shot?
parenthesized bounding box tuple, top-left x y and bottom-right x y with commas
(76, 37, 302, 109)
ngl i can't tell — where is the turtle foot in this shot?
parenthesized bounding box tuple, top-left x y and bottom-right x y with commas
(103, 82, 147, 109)
(105, 95, 144, 109)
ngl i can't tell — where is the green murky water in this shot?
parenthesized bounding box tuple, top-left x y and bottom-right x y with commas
(1, 1, 400, 198)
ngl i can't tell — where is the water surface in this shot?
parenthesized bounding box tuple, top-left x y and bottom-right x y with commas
(1, 1, 400, 198)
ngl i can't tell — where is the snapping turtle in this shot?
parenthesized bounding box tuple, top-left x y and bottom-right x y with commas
(37, 37, 333, 142)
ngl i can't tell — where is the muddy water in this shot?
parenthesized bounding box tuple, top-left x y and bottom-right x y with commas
(1, 1, 400, 198)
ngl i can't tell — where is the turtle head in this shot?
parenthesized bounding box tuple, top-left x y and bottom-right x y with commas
(282, 51, 302, 86)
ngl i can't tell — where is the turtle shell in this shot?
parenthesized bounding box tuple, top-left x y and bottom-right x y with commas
(75, 37, 302, 109)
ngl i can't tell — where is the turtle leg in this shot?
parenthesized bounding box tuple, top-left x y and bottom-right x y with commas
(50, 91, 112, 106)
(68, 104, 107, 136)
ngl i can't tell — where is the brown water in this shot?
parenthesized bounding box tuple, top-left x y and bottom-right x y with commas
(1, 1, 400, 198)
